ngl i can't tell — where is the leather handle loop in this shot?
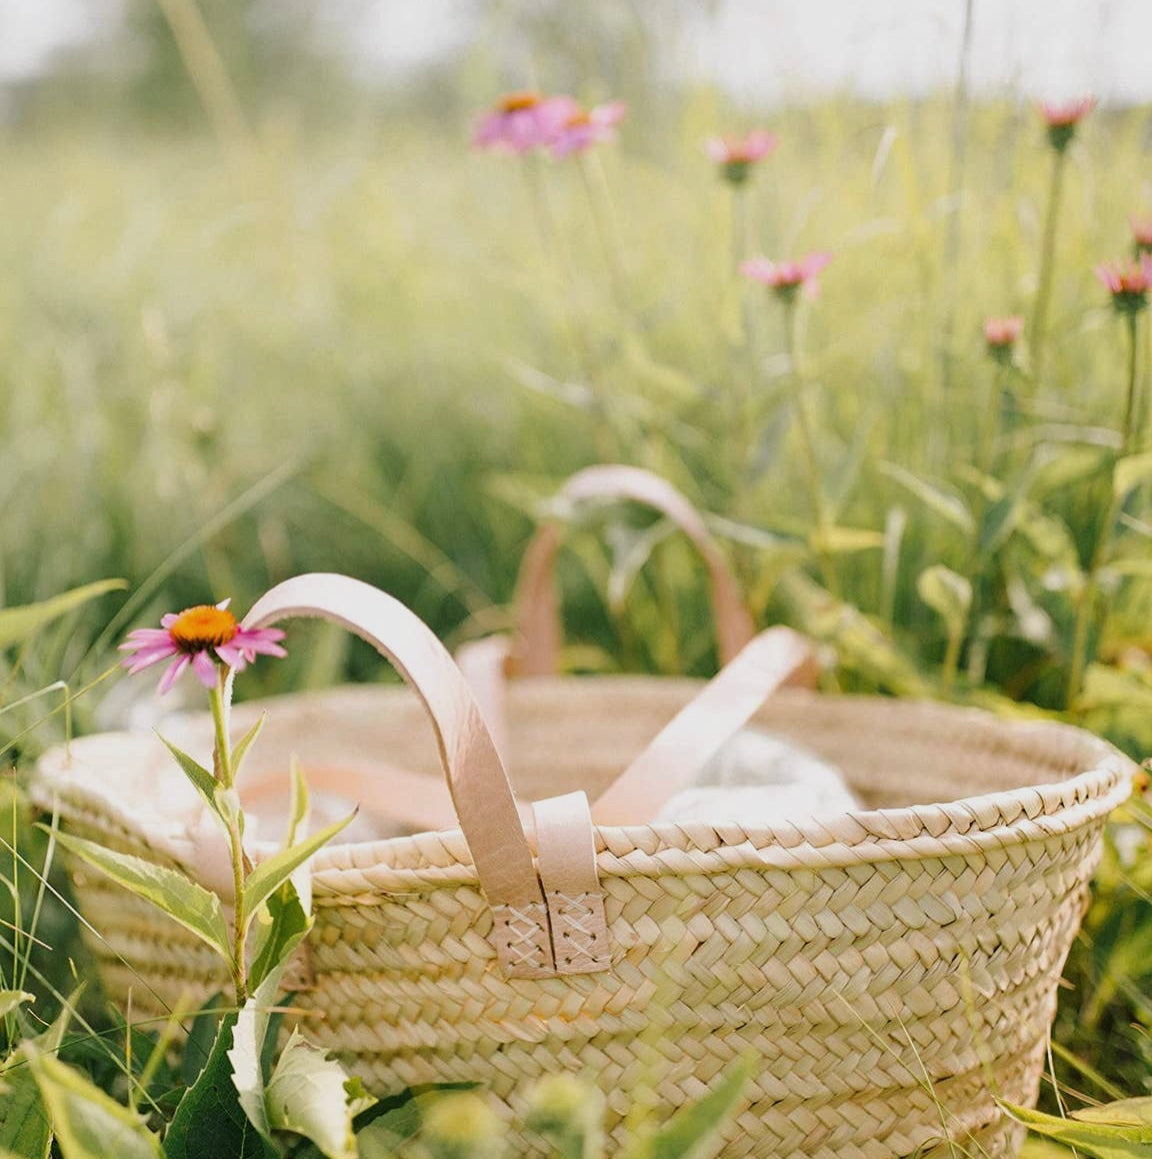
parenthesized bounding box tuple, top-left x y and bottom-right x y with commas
(513, 466, 754, 675)
(590, 627, 818, 824)
(234, 573, 554, 977)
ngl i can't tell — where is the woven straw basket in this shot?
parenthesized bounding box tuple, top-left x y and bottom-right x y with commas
(32, 468, 1134, 1159)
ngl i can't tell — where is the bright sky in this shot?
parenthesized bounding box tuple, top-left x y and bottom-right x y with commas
(5, 0, 1152, 103)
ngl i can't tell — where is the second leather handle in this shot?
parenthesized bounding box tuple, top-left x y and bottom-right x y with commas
(513, 465, 755, 676)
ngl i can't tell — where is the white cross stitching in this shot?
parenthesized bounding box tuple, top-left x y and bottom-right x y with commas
(501, 904, 548, 969)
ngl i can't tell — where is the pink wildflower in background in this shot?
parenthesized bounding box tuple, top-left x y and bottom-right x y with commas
(1040, 96, 1096, 152)
(983, 316, 1023, 363)
(1131, 217, 1152, 256)
(549, 101, 627, 158)
(1096, 257, 1152, 316)
(706, 131, 778, 184)
(121, 603, 286, 693)
(472, 92, 577, 154)
(741, 253, 832, 302)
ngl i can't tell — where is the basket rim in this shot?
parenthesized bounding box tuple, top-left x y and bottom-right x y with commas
(32, 680, 1135, 891)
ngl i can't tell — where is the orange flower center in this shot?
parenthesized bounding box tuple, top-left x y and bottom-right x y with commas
(565, 111, 592, 128)
(499, 91, 540, 113)
(169, 605, 239, 652)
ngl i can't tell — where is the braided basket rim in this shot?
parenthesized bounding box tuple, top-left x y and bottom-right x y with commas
(32, 682, 1134, 894)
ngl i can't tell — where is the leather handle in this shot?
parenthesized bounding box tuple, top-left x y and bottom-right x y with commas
(234, 573, 555, 977)
(513, 465, 755, 675)
(591, 627, 818, 824)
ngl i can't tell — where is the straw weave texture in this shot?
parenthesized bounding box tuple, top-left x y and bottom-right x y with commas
(34, 684, 1132, 1159)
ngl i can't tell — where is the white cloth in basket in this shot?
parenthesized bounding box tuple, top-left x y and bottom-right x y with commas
(655, 728, 859, 824)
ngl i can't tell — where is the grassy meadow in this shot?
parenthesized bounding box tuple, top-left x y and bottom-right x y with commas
(4, 75, 1152, 1129)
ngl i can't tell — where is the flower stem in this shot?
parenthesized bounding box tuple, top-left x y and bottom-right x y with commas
(577, 151, 626, 311)
(784, 301, 840, 598)
(210, 672, 248, 1006)
(1030, 148, 1066, 384)
(522, 158, 613, 459)
(1122, 311, 1141, 455)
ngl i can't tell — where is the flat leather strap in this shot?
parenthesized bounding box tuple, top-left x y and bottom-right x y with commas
(533, 792, 610, 974)
(513, 465, 755, 675)
(237, 573, 554, 978)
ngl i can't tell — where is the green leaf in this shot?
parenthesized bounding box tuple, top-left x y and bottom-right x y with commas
(1115, 451, 1152, 502)
(917, 566, 972, 633)
(50, 830, 232, 965)
(624, 1055, 753, 1159)
(878, 463, 974, 534)
(0, 1057, 51, 1159)
(265, 1030, 356, 1159)
(156, 735, 219, 817)
(242, 811, 355, 930)
(249, 879, 311, 992)
(0, 991, 33, 1019)
(0, 580, 127, 651)
(811, 526, 886, 554)
(165, 1015, 276, 1159)
(181, 995, 226, 1089)
(231, 715, 266, 780)
(1001, 1100, 1152, 1159)
(1072, 1099, 1152, 1128)
(228, 969, 285, 1144)
(285, 758, 309, 849)
(25, 1047, 163, 1159)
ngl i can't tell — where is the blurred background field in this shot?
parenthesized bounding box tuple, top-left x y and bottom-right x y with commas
(4, 0, 1152, 1106)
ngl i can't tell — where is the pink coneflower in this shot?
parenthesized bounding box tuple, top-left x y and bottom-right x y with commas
(983, 316, 1023, 364)
(1040, 96, 1096, 152)
(1096, 257, 1152, 316)
(120, 602, 286, 694)
(472, 92, 578, 154)
(706, 131, 778, 185)
(741, 253, 832, 302)
(549, 100, 627, 159)
(1131, 217, 1152, 256)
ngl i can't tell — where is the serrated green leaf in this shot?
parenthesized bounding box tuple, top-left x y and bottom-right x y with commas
(878, 463, 974, 534)
(265, 1030, 355, 1159)
(0, 991, 33, 1019)
(1001, 1100, 1152, 1159)
(165, 1015, 276, 1159)
(0, 1057, 51, 1159)
(242, 811, 354, 929)
(156, 735, 219, 817)
(811, 526, 886, 554)
(231, 715, 266, 779)
(917, 565, 972, 631)
(50, 830, 232, 964)
(624, 1055, 753, 1159)
(1115, 452, 1152, 502)
(25, 1047, 163, 1159)
(0, 580, 127, 651)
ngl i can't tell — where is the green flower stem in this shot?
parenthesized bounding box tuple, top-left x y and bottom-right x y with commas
(784, 300, 840, 598)
(577, 151, 626, 312)
(522, 159, 613, 459)
(1030, 147, 1066, 384)
(1122, 311, 1141, 455)
(210, 672, 249, 1006)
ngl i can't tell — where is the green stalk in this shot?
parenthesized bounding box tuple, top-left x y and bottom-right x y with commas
(210, 673, 248, 1006)
(1030, 148, 1067, 384)
(784, 300, 840, 598)
(577, 151, 627, 311)
(522, 158, 613, 459)
(1122, 310, 1141, 455)
(1065, 314, 1142, 709)
(941, 621, 963, 697)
